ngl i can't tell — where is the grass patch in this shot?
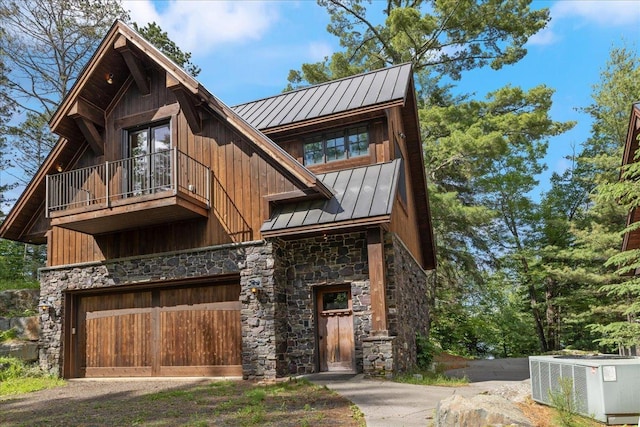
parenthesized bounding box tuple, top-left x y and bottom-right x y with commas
(394, 370, 469, 386)
(0, 357, 64, 396)
(0, 280, 39, 291)
(2, 375, 363, 426)
(0, 328, 18, 342)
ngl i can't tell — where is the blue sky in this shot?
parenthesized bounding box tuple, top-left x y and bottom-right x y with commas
(122, 0, 640, 198)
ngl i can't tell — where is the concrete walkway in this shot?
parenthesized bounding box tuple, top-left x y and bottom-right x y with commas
(306, 358, 530, 427)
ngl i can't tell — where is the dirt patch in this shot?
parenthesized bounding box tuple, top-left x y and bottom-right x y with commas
(0, 378, 361, 426)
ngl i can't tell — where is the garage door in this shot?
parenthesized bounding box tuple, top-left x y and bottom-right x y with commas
(71, 283, 242, 377)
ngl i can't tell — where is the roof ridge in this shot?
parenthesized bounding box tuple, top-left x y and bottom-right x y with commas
(232, 63, 413, 108)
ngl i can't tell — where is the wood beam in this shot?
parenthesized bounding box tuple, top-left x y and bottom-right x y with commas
(167, 73, 201, 134)
(367, 227, 388, 333)
(114, 35, 150, 95)
(68, 99, 104, 155)
(72, 116, 104, 155)
(68, 98, 104, 128)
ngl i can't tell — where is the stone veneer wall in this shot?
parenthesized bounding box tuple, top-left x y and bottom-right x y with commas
(272, 232, 371, 375)
(385, 233, 432, 373)
(38, 241, 279, 380)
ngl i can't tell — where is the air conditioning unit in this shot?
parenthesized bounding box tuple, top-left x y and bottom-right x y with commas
(529, 355, 640, 425)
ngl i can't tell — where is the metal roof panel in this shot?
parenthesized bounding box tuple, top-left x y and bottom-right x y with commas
(232, 63, 413, 130)
(260, 159, 401, 233)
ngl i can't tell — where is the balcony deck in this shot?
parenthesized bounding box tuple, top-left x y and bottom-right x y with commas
(46, 149, 210, 235)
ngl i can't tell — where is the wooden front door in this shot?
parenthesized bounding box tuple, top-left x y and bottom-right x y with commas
(317, 285, 355, 372)
(69, 282, 242, 378)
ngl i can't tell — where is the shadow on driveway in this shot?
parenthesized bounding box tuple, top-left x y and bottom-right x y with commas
(306, 358, 531, 427)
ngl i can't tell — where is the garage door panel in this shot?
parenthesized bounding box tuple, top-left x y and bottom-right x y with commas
(76, 282, 241, 378)
(86, 312, 151, 368)
(160, 303, 242, 367)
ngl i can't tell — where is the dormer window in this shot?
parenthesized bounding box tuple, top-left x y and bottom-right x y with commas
(303, 125, 369, 166)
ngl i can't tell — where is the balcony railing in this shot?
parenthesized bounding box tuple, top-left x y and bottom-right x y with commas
(46, 149, 210, 216)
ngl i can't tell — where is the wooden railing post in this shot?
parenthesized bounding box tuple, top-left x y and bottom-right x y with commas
(45, 175, 50, 218)
(105, 161, 110, 208)
(172, 148, 178, 195)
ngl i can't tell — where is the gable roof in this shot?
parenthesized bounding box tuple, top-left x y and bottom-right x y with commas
(0, 20, 331, 242)
(49, 20, 330, 198)
(261, 159, 401, 236)
(232, 64, 412, 131)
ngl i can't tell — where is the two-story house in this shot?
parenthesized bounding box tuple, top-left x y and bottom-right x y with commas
(0, 21, 436, 379)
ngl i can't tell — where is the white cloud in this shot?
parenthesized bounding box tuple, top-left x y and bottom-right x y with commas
(528, 1, 640, 46)
(305, 42, 334, 62)
(552, 0, 640, 27)
(122, 0, 280, 56)
(528, 25, 558, 46)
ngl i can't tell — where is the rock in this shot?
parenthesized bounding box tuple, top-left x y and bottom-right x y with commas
(0, 341, 39, 362)
(9, 316, 40, 341)
(435, 394, 533, 427)
(0, 289, 39, 316)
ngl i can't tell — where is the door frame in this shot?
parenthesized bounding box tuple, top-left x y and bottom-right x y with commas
(315, 284, 355, 372)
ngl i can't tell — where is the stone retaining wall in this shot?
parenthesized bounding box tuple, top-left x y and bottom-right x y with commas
(0, 289, 40, 362)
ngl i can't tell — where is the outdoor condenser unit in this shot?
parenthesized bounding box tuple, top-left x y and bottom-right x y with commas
(529, 355, 640, 425)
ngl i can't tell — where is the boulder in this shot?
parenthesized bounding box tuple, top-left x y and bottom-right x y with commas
(0, 341, 39, 362)
(436, 394, 533, 427)
(9, 316, 40, 341)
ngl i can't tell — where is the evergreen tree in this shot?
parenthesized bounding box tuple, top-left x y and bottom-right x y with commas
(587, 45, 640, 352)
(133, 22, 201, 77)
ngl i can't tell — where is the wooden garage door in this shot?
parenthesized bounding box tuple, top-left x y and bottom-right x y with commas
(73, 283, 241, 377)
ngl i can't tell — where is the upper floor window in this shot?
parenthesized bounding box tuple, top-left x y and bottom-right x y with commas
(303, 125, 369, 166)
(125, 121, 171, 195)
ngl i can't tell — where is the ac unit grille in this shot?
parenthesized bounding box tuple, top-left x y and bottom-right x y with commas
(531, 360, 589, 410)
(574, 366, 588, 413)
(531, 360, 541, 401)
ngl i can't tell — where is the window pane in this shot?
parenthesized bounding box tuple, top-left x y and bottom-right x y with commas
(322, 291, 349, 311)
(325, 132, 346, 161)
(151, 124, 171, 190)
(347, 127, 368, 158)
(129, 130, 149, 194)
(304, 139, 324, 165)
(152, 124, 171, 152)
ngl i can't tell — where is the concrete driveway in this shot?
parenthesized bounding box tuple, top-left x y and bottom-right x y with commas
(306, 358, 530, 427)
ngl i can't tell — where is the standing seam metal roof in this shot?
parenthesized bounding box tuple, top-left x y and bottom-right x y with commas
(232, 63, 412, 130)
(260, 159, 401, 233)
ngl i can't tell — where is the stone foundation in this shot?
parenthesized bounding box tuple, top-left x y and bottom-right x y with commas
(363, 336, 395, 378)
(36, 231, 432, 379)
(38, 241, 278, 380)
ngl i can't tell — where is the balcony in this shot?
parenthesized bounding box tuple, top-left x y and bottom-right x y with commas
(46, 149, 211, 235)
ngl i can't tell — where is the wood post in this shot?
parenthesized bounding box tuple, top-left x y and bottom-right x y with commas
(367, 227, 387, 334)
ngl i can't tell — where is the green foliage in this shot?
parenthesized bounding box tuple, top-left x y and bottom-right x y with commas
(0, 357, 64, 396)
(549, 377, 579, 427)
(0, 328, 17, 342)
(133, 22, 201, 77)
(583, 44, 640, 352)
(394, 370, 468, 387)
(288, 0, 549, 87)
(415, 333, 437, 369)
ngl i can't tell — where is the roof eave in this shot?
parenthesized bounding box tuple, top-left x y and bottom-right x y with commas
(260, 216, 391, 239)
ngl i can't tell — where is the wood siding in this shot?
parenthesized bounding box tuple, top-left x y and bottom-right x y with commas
(48, 66, 299, 266)
(387, 106, 423, 265)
